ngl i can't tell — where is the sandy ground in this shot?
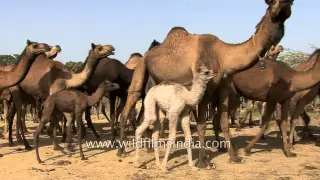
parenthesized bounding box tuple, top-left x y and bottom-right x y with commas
(0, 112, 320, 180)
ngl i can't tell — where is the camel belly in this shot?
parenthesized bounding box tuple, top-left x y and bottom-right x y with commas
(147, 59, 193, 86)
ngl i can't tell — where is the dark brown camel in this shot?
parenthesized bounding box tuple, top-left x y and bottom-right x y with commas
(34, 81, 120, 163)
(7, 43, 115, 150)
(0, 40, 52, 156)
(234, 45, 284, 131)
(118, 0, 293, 167)
(217, 47, 320, 158)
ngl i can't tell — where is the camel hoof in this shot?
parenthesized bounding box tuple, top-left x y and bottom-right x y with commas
(53, 145, 64, 151)
(218, 147, 227, 152)
(190, 166, 200, 171)
(116, 150, 128, 157)
(244, 148, 251, 156)
(8, 141, 15, 147)
(146, 148, 154, 153)
(315, 141, 320, 147)
(284, 151, 297, 157)
(38, 160, 45, 164)
(229, 156, 245, 164)
(25, 145, 33, 151)
(81, 156, 88, 160)
(195, 158, 212, 169)
(161, 166, 169, 173)
(17, 138, 23, 144)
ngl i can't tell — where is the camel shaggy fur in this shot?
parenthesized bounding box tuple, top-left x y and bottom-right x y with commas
(135, 66, 214, 171)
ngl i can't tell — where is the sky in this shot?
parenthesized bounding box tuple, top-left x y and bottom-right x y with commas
(0, 0, 318, 63)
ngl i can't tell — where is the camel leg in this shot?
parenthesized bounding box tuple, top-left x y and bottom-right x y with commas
(84, 107, 99, 139)
(218, 86, 243, 163)
(117, 59, 148, 157)
(64, 112, 73, 155)
(181, 109, 197, 170)
(3, 100, 9, 134)
(75, 110, 86, 160)
(11, 89, 31, 149)
(301, 111, 317, 140)
(100, 102, 111, 123)
(152, 121, 161, 168)
(52, 113, 63, 150)
(161, 112, 179, 172)
(288, 101, 308, 148)
(195, 93, 212, 168)
(278, 100, 296, 157)
(7, 103, 16, 146)
(109, 96, 117, 142)
(135, 115, 153, 167)
(244, 102, 276, 155)
(33, 111, 52, 163)
(21, 104, 28, 133)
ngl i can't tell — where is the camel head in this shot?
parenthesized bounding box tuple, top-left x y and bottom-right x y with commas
(25, 39, 52, 57)
(91, 43, 115, 59)
(197, 66, 215, 84)
(103, 80, 120, 92)
(267, 45, 284, 59)
(46, 45, 62, 59)
(265, 0, 293, 22)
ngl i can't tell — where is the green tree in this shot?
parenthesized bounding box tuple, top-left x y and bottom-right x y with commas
(65, 61, 83, 72)
(0, 55, 18, 65)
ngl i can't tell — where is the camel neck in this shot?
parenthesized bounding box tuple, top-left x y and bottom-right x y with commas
(87, 83, 105, 106)
(290, 53, 320, 92)
(0, 49, 35, 90)
(221, 11, 285, 74)
(184, 75, 208, 106)
(66, 51, 100, 89)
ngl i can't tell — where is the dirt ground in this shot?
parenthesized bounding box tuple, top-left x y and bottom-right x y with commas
(0, 112, 319, 180)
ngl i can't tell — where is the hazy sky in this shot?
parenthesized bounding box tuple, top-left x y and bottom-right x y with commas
(0, 0, 318, 63)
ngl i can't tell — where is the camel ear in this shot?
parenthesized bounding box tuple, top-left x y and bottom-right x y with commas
(26, 39, 32, 45)
(91, 43, 96, 49)
(265, 0, 273, 5)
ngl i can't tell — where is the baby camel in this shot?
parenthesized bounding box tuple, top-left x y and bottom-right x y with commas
(33, 81, 120, 163)
(135, 66, 214, 172)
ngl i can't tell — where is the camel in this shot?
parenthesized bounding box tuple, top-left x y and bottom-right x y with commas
(0, 40, 52, 156)
(274, 49, 320, 147)
(233, 45, 284, 131)
(7, 43, 115, 150)
(215, 45, 320, 158)
(80, 40, 160, 141)
(34, 81, 120, 163)
(118, 0, 293, 167)
(135, 66, 214, 172)
(0, 40, 52, 90)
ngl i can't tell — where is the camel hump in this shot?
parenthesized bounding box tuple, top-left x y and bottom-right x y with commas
(295, 49, 320, 71)
(166, 26, 189, 37)
(130, 53, 142, 58)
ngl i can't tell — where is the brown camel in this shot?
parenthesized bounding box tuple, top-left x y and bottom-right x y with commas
(118, 0, 293, 167)
(0, 40, 52, 89)
(7, 43, 115, 149)
(276, 49, 320, 147)
(234, 44, 284, 131)
(217, 46, 320, 158)
(80, 40, 160, 142)
(34, 81, 120, 163)
(0, 40, 52, 156)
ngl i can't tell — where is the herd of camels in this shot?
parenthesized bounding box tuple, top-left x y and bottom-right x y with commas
(0, 0, 320, 172)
